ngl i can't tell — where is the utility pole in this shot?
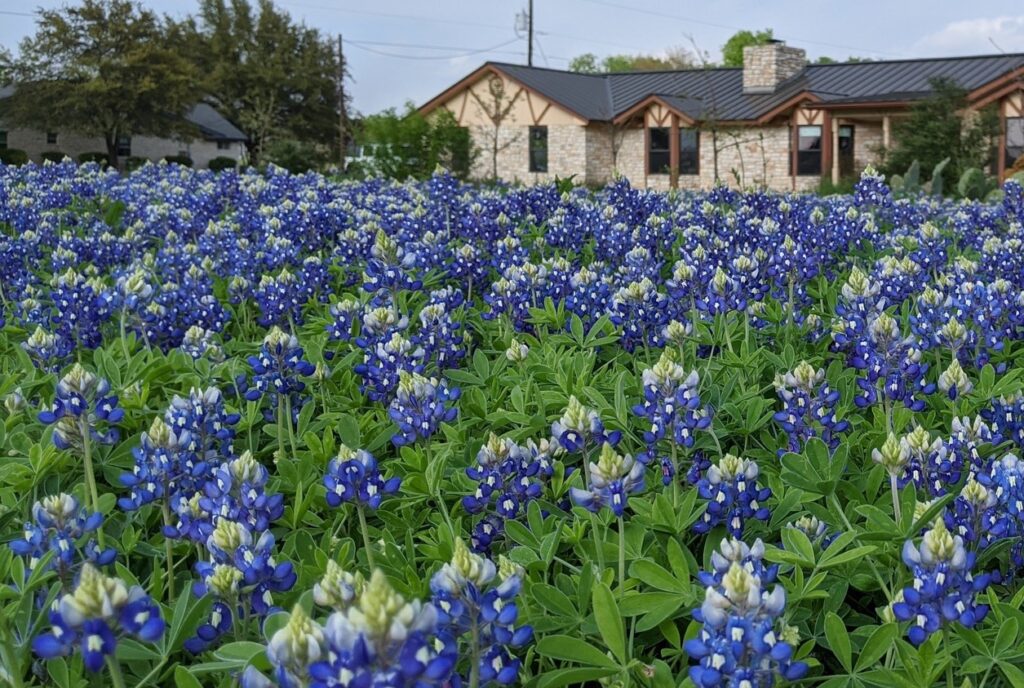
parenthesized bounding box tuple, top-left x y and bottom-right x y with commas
(527, 0, 534, 66)
(338, 33, 347, 170)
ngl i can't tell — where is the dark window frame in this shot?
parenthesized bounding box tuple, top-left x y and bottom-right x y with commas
(217, 140, 232, 151)
(648, 127, 671, 175)
(116, 135, 132, 158)
(797, 125, 823, 176)
(0, 130, 7, 150)
(528, 125, 548, 173)
(1007, 117, 1024, 170)
(46, 131, 58, 145)
(679, 128, 699, 175)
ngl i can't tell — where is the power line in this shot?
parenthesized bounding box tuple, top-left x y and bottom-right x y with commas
(0, 9, 35, 17)
(575, 0, 905, 58)
(276, 2, 511, 32)
(345, 37, 525, 61)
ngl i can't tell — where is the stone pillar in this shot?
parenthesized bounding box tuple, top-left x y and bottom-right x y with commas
(831, 117, 840, 184)
(882, 115, 891, 151)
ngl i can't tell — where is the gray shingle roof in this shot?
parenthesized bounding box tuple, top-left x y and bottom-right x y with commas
(484, 52, 1024, 123)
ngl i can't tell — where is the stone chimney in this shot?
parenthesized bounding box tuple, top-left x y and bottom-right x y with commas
(742, 40, 807, 94)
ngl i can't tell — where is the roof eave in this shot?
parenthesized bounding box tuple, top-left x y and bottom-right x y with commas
(612, 94, 696, 125)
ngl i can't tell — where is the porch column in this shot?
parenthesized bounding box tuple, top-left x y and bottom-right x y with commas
(669, 115, 680, 189)
(831, 116, 840, 185)
(882, 114, 891, 151)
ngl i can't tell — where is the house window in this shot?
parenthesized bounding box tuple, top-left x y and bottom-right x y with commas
(648, 127, 670, 174)
(46, 131, 58, 145)
(528, 126, 548, 173)
(1007, 117, 1024, 170)
(0, 130, 7, 150)
(797, 125, 822, 175)
(217, 140, 232, 151)
(116, 135, 132, 157)
(679, 129, 699, 175)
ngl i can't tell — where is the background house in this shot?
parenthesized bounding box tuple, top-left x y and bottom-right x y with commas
(420, 42, 1024, 191)
(0, 87, 248, 168)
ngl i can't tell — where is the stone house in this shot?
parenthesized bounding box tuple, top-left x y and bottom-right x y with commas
(419, 42, 1024, 191)
(0, 87, 248, 169)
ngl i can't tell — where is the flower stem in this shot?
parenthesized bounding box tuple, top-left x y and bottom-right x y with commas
(890, 472, 902, 525)
(276, 396, 286, 462)
(79, 418, 105, 548)
(943, 625, 955, 687)
(468, 617, 481, 688)
(106, 657, 127, 688)
(617, 516, 626, 599)
(161, 500, 175, 602)
(357, 504, 376, 571)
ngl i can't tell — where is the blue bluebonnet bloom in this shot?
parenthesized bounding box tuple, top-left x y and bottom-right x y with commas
(570, 442, 645, 517)
(242, 326, 315, 423)
(772, 361, 849, 455)
(241, 605, 326, 688)
(32, 563, 164, 672)
(463, 434, 554, 553)
(785, 515, 838, 549)
(363, 229, 422, 294)
(355, 331, 418, 402)
(431, 541, 533, 686)
(313, 560, 364, 612)
(853, 164, 893, 209)
(892, 517, 994, 645)
(551, 395, 621, 454)
(39, 363, 123, 450)
(388, 370, 460, 447)
(944, 477, 1008, 550)
(199, 451, 286, 534)
(983, 392, 1024, 452)
(180, 325, 224, 362)
(48, 267, 110, 352)
(948, 415, 996, 478)
(164, 386, 240, 468)
(685, 538, 807, 687)
(9, 494, 115, 588)
(694, 454, 771, 537)
(325, 297, 361, 343)
(117, 416, 201, 511)
(937, 358, 973, 400)
(21, 325, 68, 371)
(323, 444, 401, 509)
(608, 277, 669, 352)
(850, 312, 935, 413)
(633, 350, 707, 448)
(309, 569, 456, 688)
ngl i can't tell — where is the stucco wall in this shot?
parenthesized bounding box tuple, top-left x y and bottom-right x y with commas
(0, 121, 245, 168)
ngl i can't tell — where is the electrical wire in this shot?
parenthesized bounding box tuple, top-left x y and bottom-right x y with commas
(345, 37, 524, 61)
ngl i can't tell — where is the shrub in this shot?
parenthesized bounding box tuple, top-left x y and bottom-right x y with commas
(162, 155, 193, 167)
(208, 156, 237, 171)
(40, 151, 67, 163)
(0, 149, 30, 165)
(78, 151, 111, 166)
(264, 139, 330, 173)
(125, 156, 150, 171)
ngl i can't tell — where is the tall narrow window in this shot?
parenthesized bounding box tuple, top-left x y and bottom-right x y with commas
(679, 129, 699, 175)
(0, 130, 7, 150)
(797, 125, 822, 175)
(528, 126, 548, 173)
(46, 131, 58, 145)
(116, 135, 132, 157)
(1007, 117, 1024, 170)
(648, 127, 670, 174)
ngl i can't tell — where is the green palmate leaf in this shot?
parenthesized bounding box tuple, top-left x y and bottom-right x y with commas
(535, 635, 618, 668)
(780, 527, 815, 566)
(819, 545, 877, 569)
(1001, 661, 1024, 688)
(856, 623, 898, 671)
(174, 666, 204, 688)
(537, 667, 619, 688)
(825, 612, 852, 673)
(592, 582, 627, 664)
(212, 640, 268, 664)
(629, 559, 688, 593)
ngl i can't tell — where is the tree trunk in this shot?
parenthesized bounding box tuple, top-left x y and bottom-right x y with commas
(104, 132, 119, 170)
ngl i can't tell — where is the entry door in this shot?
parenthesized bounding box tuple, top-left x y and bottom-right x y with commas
(838, 125, 855, 177)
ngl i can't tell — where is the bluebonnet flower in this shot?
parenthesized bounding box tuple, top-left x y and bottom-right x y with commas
(180, 325, 224, 362)
(892, 517, 994, 645)
(414, 301, 466, 372)
(9, 494, 116, 588)
(772, 361, 849, 455)
(355, 331, 418, 402)
(694, 454, 771, 537)
(242, 326, 315, 423)
(551, 395, 621, 454)
(570, 442, 645, 517)
(983, 392, 1024, 452)
(462, 434, 554, 554)
(937, 358, 973, 400)
(32, 564, 164, 672)
(164, 386, 240, 469)
(309, 569, 456, 688)
(633, 350, 707, 447)
(504, 338, 529, 363)
(608, 277, 669, 352)
(241, 605, 326, 688)
(685, 538, 807, 687)
(39, 363, 123, 450)
(313, 560, 364, 612)
(785, 515, 838, 549)
(696, 266, 747, 317)
(199, 451, 286, 534)
(431, 541, 533, 685)
(851, 312, 935, 413)
(21, 325, 67, 371)
(325, 297, 360, 343)
(388, 370, 459, 447)
(323, 444, 401, 509)
(831, 266, 884, 353)
(853, 164, 893, 209)
(363, 229, 422, 294)
(897, 426, 961, 498)
(49, 267, 110, 352)
(948, 415, 996, 478)
(944, 477, 1008, 550)
(117, 416, 202, 511)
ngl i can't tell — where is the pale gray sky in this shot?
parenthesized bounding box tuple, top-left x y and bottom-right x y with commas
(2, 1, 1024, 115)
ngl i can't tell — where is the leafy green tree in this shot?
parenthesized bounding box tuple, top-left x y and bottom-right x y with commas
(883, 77, 999, 191)
(721, 28, 774, 67)
(184, 0, 343, 165)
(1, 0, 198, 167)
(569, 48, 694, 73)
(359, 104, 473, 180)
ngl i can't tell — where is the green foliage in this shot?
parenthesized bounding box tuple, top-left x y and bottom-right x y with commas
(883, 78, 1000, 191)
(817, 176, 856, 196)
(77, 151, 111, 166)
(0, 148, 29, 165)
(185, 0, 343, 165)
(264, 138, 331, 174)
(721, 28, 774, 67)
(207, 155, 238, 171)
(957, 166, 997, 200)
(162, 155, 194, 168)
(40, 151, 66, 163)
(125, 156, 149, 171)
(2, 0, 198, 168)
(359, 104, 474, 180)
(569, 48, 694, 73)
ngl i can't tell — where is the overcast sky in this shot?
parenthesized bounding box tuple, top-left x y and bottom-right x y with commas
(2, 1, 1024, 115)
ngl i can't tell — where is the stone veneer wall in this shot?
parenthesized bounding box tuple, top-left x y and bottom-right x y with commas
(852, 123, 884, 173)
(585, 124, 615, 186)
(469, 123, 587, 183)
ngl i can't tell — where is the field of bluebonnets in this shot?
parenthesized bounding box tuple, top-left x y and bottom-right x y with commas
(2, 159, 1024, 688)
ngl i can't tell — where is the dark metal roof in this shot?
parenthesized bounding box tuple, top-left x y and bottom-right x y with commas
(483, 52, 1024, 123)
